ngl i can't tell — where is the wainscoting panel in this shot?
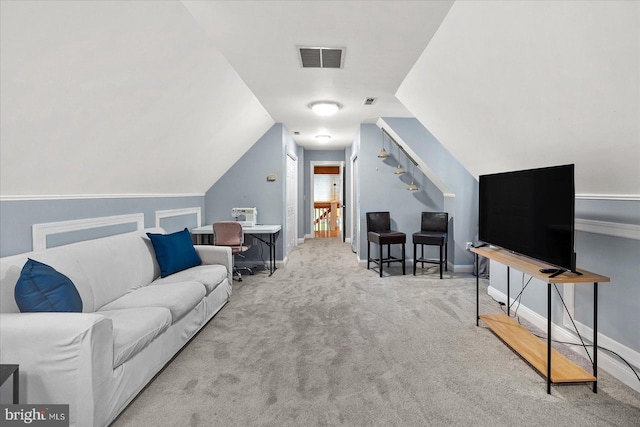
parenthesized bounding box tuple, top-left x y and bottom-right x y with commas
(32, 213, 145, 251)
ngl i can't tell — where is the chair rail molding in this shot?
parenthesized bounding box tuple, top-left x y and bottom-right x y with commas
(154, 207, 202, 228)
(32, 213, 145, 251)
(575, 218, 640, 240)
(575, 194, 640, 201)
(2, 193, 204, 201)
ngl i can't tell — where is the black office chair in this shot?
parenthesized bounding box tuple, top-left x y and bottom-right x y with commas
(366, 212, 406, 277)
(413, 212, 448, 279)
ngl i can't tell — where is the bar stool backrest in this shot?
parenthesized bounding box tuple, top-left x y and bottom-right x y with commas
(366, 211, 391, 233)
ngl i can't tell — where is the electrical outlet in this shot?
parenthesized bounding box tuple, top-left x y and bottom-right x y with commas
(465, 242, 473, 251)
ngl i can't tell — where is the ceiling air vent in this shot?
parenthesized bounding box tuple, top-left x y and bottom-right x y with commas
(299, 47, 345, 69)
(363, 97, 376, 105)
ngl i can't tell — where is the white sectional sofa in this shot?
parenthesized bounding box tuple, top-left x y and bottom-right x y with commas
(0, 228, 232, 427)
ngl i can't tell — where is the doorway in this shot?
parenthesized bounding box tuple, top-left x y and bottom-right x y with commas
(310, 161, 344, 238)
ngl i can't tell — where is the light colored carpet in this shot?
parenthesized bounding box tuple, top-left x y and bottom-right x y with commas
(112, 238, 640, 426)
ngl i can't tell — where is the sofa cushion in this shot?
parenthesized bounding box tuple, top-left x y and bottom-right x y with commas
(151, 264, 228, 294)
(146, 229, 202, 278)
(14, 259, 83, 313)
(99, 307, 172, 368)
(99, 281, 206, 322)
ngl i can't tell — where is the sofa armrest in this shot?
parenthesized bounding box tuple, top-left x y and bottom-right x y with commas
(194, 245, 232, 282)
(0, 313, 113, 427)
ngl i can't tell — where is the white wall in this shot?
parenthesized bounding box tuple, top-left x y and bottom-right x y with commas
(0, 1, 273, 197)
(397, 0, 639, 197)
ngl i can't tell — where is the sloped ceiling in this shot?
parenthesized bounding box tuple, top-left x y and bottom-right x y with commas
(0, 1, 273, 197)
(397, 1, 639, 197)
(182, 0, 453, 150)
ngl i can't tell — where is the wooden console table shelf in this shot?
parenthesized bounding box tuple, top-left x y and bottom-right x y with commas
(471, 246, 609, 394)
(480, 314, 596, 383)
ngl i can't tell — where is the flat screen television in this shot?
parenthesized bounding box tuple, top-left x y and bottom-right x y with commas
(478, 164, 576, 273)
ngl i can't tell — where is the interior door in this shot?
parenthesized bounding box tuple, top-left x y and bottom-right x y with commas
(286, 154, 297, 255)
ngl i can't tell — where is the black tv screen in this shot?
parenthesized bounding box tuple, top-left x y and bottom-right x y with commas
(479, 164, 576, 271)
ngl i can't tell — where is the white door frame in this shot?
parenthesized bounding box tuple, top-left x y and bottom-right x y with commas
(350, 153, 359, 255)
(310, 160, 344, 238)
(286, 152, 298, 255)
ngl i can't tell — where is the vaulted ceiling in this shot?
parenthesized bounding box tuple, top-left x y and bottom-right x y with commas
(182, 0, 454, 150)
(1, 1, 638, 198)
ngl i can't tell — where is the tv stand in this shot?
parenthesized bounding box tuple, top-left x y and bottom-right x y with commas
(471, 246, 609, 394)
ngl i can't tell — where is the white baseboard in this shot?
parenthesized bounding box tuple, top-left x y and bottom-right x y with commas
(487, 286, 640, 393)
(305, 234, 313, 239)
(451, 262, 474, 273)
(298, 237, 306, 244)
(356, 258, 474, 274)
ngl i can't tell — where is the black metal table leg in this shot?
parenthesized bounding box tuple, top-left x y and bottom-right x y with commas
(593, 282, 598, 393)
(547, 283, 552, 394)
(507, 266, 510, 317)
(270, 233, 275, 275)
(475, 253, 479, 327)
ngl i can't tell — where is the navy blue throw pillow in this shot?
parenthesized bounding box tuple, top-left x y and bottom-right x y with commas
(15, 259, 83, 313)
(146, 228, 202, 278)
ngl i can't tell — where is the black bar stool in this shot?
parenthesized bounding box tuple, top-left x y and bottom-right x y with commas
(413, 212, 448, 279)
(366, 212, 406, 277)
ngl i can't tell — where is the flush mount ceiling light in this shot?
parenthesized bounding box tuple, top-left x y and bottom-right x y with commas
(315, 135, 332, 143)
(309, 101, 341, 117)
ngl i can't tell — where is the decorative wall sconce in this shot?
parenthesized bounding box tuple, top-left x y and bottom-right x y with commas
(377, 130, 389, 158)
(377, 128, 420, 190)
(407, 162, 419, 191)
(394, 143, 405, 175)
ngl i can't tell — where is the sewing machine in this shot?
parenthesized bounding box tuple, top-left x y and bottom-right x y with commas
(231, 207, 257, 227)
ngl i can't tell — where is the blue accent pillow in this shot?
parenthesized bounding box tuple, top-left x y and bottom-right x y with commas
(146, 228, 202, 278)
(15, 259, 83, 313)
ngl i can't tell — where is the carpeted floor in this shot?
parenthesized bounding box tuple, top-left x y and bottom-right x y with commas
(112, 238, 640, 427)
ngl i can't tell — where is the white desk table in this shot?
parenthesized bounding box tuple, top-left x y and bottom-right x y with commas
(191, 224, 281, 276)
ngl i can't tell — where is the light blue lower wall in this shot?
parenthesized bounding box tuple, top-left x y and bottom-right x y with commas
(381, 117, 478, 268)
(204, 124, 298, 263)
(355, 123, 445, 263)
(0, 196, 205, 257)
(351, 118, 478, 267)
(489, 198, 640, 373)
